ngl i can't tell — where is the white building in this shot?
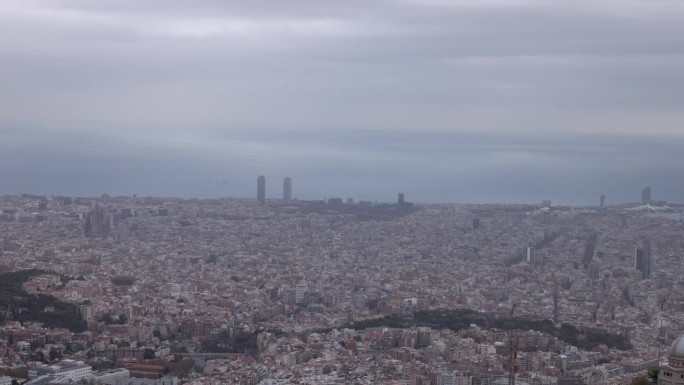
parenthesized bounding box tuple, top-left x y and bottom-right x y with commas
(89, 368, 130, 385)
(660, 336, 684, 385)
(28, 359, 92, 382)
(25, 375, 72, 385)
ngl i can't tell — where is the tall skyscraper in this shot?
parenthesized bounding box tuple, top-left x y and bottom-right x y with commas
(600, 194, 605, 208)
(283, 177, 292, 201)
(257, 175, 266, 204)
(398, 193, 404, 208)
(634, 240, 651, 279)
(642, 186, 651, 205)
(525, 244, 536, 266)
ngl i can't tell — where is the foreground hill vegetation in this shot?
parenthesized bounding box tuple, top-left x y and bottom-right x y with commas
(0, 269, 87, 332)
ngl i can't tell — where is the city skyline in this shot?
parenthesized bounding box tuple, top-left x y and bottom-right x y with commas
(0, 130, 682, 205)
(0, 177, 676, 207)
(0, 167, 674, 207)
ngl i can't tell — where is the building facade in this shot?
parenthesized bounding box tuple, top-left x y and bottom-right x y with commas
(660, 337, 684, 385)
(257, 176, 266, 204)
(642, 186, 651, 205)
(634, 241, 651, 279)
(283, 177, 292, 201)
(28, 360, 92, 382)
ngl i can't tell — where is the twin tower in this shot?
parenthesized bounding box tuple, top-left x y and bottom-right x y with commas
(257, 176, 291, 204)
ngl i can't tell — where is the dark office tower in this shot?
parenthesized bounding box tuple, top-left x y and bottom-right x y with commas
(634, 240, 651, 279)
(257, 175, 266, 204)
(634, 248, 645, 273)
(600, 194, 606, 208)
(283, 177, 292, 201)
(642, 186, 651, 205)
(398, 193, 405, 208)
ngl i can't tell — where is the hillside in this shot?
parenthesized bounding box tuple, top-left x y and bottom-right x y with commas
(0, 269, 87, 332)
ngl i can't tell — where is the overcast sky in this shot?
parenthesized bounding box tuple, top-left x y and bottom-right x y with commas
(1, 0, 683, 204)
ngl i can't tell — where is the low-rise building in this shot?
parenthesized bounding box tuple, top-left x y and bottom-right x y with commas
(28, 359, 92, 382)
(90, 368, 131, 384)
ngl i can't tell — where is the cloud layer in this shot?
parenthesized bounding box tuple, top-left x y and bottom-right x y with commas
(1, 0, 683, 202)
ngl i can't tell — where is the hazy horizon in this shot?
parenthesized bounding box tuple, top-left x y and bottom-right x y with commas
(1, 127, 681, 205)
(1, 0, 683, 204)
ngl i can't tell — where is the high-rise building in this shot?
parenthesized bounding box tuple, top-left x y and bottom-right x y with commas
(587, 262, 600, 279)
(600, 194, 605, 208)
(295, 281, 308, 304)
(328, 198, 343, 205)
(634, 240, 651, 279)
(642, 186, 651, 205)
(257, 176, 266, 204)
(398, 193, 405, 208)
(634, 248, 646, 276)
(283, 177, 292, 201)
(525, 245, 536, 266)
(416, 327, 432, 348)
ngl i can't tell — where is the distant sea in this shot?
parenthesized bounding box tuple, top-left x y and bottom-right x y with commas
(647, 212, 683, 221)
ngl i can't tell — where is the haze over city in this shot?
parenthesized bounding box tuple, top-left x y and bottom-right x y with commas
(5, 2, 684, 385)
(1, 0, 684, 203)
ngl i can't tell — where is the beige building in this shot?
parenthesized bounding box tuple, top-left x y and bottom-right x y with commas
(660, 337, 684, 385)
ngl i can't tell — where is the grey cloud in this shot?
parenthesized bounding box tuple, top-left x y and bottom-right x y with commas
(0, 0, 683, 202)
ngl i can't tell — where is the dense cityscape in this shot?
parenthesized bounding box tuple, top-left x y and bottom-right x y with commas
(3, 0, 683, 384)
(1, 179, 684, 385)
